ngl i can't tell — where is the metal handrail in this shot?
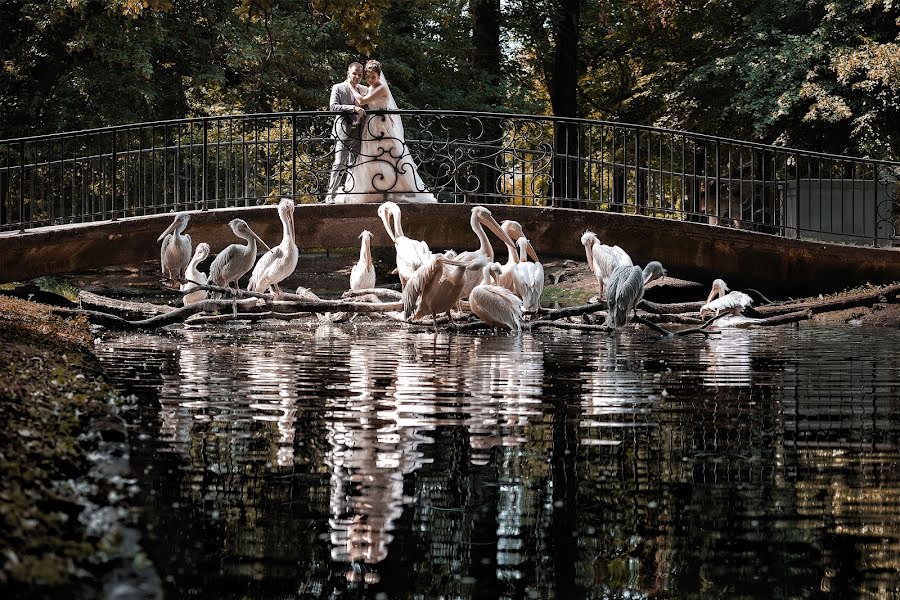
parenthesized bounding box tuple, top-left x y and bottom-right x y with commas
(1, 110, 897, 246)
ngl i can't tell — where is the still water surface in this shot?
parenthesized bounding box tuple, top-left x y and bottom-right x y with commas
(97, 322, 900, 598)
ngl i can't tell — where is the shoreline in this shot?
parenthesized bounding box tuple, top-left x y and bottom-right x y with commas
(0, 296, 159, 598)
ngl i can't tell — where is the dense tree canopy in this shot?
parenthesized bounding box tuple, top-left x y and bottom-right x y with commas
(1, 0, 897, 158)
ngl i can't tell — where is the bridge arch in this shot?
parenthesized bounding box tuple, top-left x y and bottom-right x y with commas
(0, 111, 897, 295)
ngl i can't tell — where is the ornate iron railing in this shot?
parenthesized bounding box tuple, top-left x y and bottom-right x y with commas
(1, 110, 897, 246)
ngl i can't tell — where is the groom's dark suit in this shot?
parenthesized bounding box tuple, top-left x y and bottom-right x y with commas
(327, 81, 368, 202)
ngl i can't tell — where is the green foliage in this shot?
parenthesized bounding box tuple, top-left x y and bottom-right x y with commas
(1, 0, 896, 159)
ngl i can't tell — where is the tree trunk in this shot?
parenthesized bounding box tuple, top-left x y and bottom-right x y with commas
(550, 0, 580, 206)
(472, 0, 502, 203)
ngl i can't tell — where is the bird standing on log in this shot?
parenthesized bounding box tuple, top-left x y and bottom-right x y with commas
(208, 219, 271, 291)
(605, 261, 667, 329)
(248, 198, 298, 297)
(157, 212, 192, 283)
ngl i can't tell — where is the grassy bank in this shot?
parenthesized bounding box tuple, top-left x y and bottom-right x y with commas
(0, 297, 156, 597)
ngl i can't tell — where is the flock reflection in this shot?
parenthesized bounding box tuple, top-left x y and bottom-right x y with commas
(97, 323, 900, 598)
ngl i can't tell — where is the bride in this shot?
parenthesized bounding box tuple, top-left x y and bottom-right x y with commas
(332, 60, 437, 204)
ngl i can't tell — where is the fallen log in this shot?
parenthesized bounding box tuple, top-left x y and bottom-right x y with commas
(534, 302, 608, 321)
(342, 288, 403, 301)
(79, 290, 174, 319)
(639, 299, 705, 314)
(753, 282, 900, 317)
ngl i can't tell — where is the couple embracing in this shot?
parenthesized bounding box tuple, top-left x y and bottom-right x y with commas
(326, 60, 437, 204)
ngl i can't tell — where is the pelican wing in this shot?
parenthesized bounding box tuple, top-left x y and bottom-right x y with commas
(700, 291, 753, 317)
(402, 255, 443, 318)
(470, 284, 523, 331)
(606, 266, 643, 329)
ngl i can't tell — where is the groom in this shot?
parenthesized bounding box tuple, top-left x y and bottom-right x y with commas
(325, 62, 368, 204)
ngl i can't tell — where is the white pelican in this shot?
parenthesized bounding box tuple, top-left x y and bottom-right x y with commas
(580, 230, 632, 299)
(350, 230, 376, 291)
(248, 198, 298, 296)
(181, 242, 210, 306)
(456, 206, 517, 299)
(157, 212, 192, 282)
(515, 236, 544, 314)
(469, 262, 524, 333)
(402, 253, 485, 324)
(605, 261, 667, 329)
(208, 218, 270, 291)
(497, 219, 540, 294)
(700, 279, 753, 318)
(377, 201, 431, 288)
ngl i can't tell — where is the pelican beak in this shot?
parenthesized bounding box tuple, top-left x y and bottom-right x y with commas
(378, 208, 395, 242)
(250, 229, 271, 253)
(525, 240, 540, 263)
(482, 214, 517, 255)
(705, 286, 717, 304)
(157, 218, 177, 242)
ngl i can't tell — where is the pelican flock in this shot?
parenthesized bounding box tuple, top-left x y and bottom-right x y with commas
(148, 199, 779, 335)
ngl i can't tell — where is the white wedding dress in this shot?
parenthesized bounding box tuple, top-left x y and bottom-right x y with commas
(333, 76, 437, 204)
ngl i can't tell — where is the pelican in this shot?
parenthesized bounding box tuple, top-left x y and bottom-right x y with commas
(497, 220, 540, 294)
(515, 236, 544, 314)
(248, 198, 298, 296)
(378, 201, 431, 288)
(456, 206, 517, 299)
(350, 230, 376, 291)
(157, 212, 192, 282)
(580, 230, 632, 299)
(402, 253, 486, 325)
(700, 279, 753, 318)
(469, 262, 524, 333)
(605, 261, 667, 329)
(181, 242, 210, 306)
(208, 219, 271, 291)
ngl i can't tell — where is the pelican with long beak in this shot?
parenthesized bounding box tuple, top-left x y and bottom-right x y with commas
(157, 212, 192, 282)
(208, 218, 271, 291)
(378, 201, 431, 288)
(456, 206, 517, 299)
(350, 230, 376, 291)
(248, 198, 298, 296)
(605, 261, 667, 330)
(497, 220, 541, 296)
(181, 242, 210, 305)
(700, 279, 753, 318)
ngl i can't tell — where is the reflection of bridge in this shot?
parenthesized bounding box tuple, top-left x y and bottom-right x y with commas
(1, 111, 898, 293)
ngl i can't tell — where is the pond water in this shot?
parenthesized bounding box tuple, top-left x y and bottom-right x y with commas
(96, 321, 900, 598)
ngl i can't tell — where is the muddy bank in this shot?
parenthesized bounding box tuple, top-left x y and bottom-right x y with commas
(0, 297, 159, 598)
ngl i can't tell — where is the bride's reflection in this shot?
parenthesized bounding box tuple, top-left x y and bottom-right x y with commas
(326, 332, 427, 579)
(325, 330, 546, 579)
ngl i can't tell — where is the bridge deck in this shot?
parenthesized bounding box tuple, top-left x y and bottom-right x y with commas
(1, 204, 897, 297)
